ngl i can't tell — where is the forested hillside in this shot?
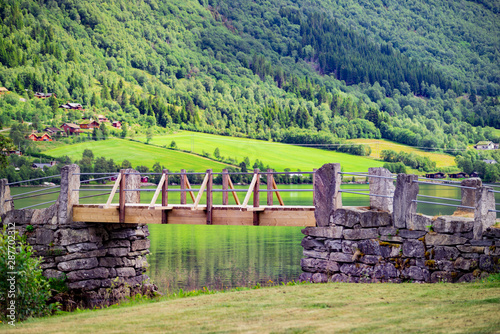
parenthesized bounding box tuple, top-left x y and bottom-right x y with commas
(0, 0, 499, 163)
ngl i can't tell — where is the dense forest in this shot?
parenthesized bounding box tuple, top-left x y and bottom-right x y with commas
(0, 0, 499, 165)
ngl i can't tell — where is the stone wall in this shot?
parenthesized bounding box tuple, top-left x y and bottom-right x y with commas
(300, 164, 500, 283)
(0, 165, 156, 308)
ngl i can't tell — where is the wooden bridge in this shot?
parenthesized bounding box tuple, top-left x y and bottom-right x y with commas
(73, 169, 316, 227)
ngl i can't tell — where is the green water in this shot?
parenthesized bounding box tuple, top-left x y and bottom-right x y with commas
(8, 183, 500, 293)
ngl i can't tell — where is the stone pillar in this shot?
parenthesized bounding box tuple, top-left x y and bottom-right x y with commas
(473, 186, 496, 240)
(393, 174, 419, 229)
(460, 178, 482, 214)
(0, 178, 13, 216)
(314, 163, 342, 227)
(368, 167, 395, 212)
(58, 164, 80, 225)
(123, 169, 141, 204)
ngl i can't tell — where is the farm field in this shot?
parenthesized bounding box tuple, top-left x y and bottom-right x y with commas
(6, 281, 499, 333)
(137, 131, 384, 172)
(42, 138, 229, 171)
(347, 138, 457, 168)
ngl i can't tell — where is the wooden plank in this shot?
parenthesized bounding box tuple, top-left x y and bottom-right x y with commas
(222, 169, 229, 205)
(180, 169, 187, 204)
(149, 173, 165, 208)
(227, 176, 241, 205)
(119, 170, 125, 223)
(272, 178, 284, 206)
(242, 173, 258, 208)
(206, 169, 213, 224)
(104, 173, 121, 208)
(253, 169, 260, 226)
(185, 178, 196, 202)
(192, 172, 209, 210)
(267, 169, 273, 206)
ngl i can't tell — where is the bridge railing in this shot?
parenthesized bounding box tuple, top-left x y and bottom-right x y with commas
(6, 174, 62, 209)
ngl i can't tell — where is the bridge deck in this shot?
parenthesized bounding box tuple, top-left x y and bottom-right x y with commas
(73, 204, 316, 226)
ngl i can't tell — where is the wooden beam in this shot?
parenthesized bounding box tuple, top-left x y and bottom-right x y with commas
(242, 173, 258, 208)
(222, 169, 229, 205)
(267, 169, 273, 206)
(149, 173, 166, 209)
(192, 172, 209, 210)
(206, 169, 213, 225)
(227, 176, 241, 205)
(119, 169, 125, 223)
(104, 173, 121, 208)
(162, 169, 168, 224)
(253, 168, 260, 226)
(272, 178, 284, 206)
(185, 178, 196, 202)
(180, 169, 187, 204)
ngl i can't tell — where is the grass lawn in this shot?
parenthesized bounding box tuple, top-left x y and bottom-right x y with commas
(347, 138, 457, 168)
(42, 138, 230, 171)
(5, 281, 500, 333)
(137, 131, 384, 172)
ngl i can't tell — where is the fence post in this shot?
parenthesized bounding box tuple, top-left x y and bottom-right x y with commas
(313, 163, 341, 227)
(460, 178, 482, 214)
(267, 169, 273, 206)
(393, 174, 419, 229)
(368, 167, 395, 212)
(473, 186, 496, 240)
(222, 168, 229, 205)
(119, 169, 126, 223)
(58, 164, 80, 225)
(206, 169, 213, 224)
(162, 169, 169, 224)
(253, 168, 260, 226)
(180, 169, 187, 205)
(0, 179, 13, 215)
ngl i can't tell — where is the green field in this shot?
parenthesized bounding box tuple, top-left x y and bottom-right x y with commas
(137, 131, 384, 172)
(6, 281, 499, 333)
(42, 138, 230, 171)
(347, 138, 457, 168)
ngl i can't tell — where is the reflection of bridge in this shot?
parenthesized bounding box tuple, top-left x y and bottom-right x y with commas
(73, 169, 316, 226)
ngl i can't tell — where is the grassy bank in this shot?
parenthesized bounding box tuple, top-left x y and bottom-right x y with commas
(5, 281, 499, 333)
(136, 131, 384, 171)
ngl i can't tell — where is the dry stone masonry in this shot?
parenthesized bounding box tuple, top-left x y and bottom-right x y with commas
(0, 165, 157, 308)
(300, 164, 500, 283)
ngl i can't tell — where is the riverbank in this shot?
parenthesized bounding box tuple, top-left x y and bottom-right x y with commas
(4, 279, 499, 333)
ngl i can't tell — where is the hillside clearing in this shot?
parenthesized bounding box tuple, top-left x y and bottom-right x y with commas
(137, 131, 384, 171)
(6, 281, 499, 333)
(347, 138, 457, 168)
(41, 138, 230, 171)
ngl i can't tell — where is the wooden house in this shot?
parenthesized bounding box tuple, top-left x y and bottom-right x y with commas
(98, 115, 109, 122)
(79, 120, 100, 129)
(474, 141, 495, 150)
(112, 121, 121, 129)
(0, 87, 9, 95)
(470, 172, 479, 178)
(425, 172, 446, 179)
(44, 127, 64, 136)
(141, 176, 149, 183)
(448, 172, 468, 179)
(28, 133, 52, 142)
(35, 92, 56, 99)
(61, 123, 82, 135)
(59, 103, 83, 110)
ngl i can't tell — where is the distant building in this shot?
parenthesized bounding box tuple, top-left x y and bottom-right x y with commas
(97, 115, 109, 122)
(112, 121, 121, 129)
(483, 159, 497, 164)
(474, 141, 495, 150)
(27, 133, 52, 142)
(61, 123, 82, 135)
(44, 127, 64, 136)
(35, 92, 56, 99)
(1, 148, 22, 156)
(59, 103, 83, 110)
(32, 161, 57, 169)
(425, 172, 446, 179)
(448, 172, 468, 179)
(470, 172, 479, 178)
(79, 120, 100, 129)
(0, 87, 9, 95)
(141, 176, 149, 183)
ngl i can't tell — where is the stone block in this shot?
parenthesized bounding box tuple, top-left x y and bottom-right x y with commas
(36, 228, 54, 244)
(398, 230, 426, 239)
(461, 178, 482, 213)
(54, 229, 90, 246)
(474, 186, 496, 239)
(331, 208, 361, 228)
(110, 228, 145, 240)
(458, 273, 476, 283)
(43, 269, 66, 280)
(340, 263, 373, 277)
(330, 252, 354, 263)
(311, 273, 329, 283)
(67, 267, 109, 281)
(105, 239, 131, 248)
(393, 174, 419, 229)
(299, 272, 313, 282)
(470, 240, 494, 246)
(301, 237, 325, 250)
(402, 240, 425, 258)
(116, 267, 136, 277)
(379, 227, 398, 236)
(302, 226, 343, 239)
(66, 242, 98, 253)
(357, 239, 381, 256)
(437, 260, 454, 272)
(359, 255, 380, 265)
(373, 263, 397, 279)
(58, 257, 98, 272)
(341, 240, 358, 254)
(484, 227, 500, 238)
(108, 247, 130, 257)
(123, 258, 137, 267)
(433, 216, 474, 234)
(380, 236, 403, 243)
(380, 243, 402, 257)
(303, 250, 329, 260)
(457, 245, 485, 253)
(301, 258, 339, 273)
(131, 239, 150, 252)
(411, 214, 433, 231)
(431, 271, 454, 283)
(403, 266, 429, 282)
(426, 234, 467, 246)
(368, 167, 395, 212)
(324, 239, 342, 252)
(55, 249, 106, 262)
(99, 257, 124, 268)
(329, 273, 359, 283)
(68, 279, 101, 291)
(343, 228, 378, 240)
(434, 246, 460, 261)
(314, 163, 342, 227)
(454, 257, 475, 271)
(479, 255, 496, 272)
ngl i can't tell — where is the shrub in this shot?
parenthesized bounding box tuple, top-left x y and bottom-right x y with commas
(0, 226, 58, 323)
